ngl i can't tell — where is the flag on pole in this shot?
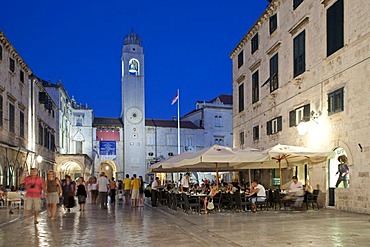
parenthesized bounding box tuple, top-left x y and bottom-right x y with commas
(171, 91, 179, 105)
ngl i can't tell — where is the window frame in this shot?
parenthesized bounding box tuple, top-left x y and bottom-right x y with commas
(20, 111, 25, 138)
(9, 103, 15, 133)
(239, 132, 245, 146)
(251, 34, 259, 54)
(237, 50, 244, 69)
(328, 88, 344, 115)
(252, 70, 259, 104)
(267, 116, 282, 135)
(238, 83, 244, 112)
(326, 0, 344, 57)
(269, 14, 278, 35)
(293, 0, 304, 9)
(293, 30, 306, 77)
(0, 95, 3, 127)
(253, 125, 260, 141)
(9, 57, 15, 73)
(289, 104, 310, 127)
(270, 53, 279, 93)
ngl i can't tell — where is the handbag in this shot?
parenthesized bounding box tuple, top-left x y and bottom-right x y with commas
(207, 198, 215, 210)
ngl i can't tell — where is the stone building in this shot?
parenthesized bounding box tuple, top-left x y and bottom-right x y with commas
(44, 81, 93, 180)
(0, 31, 57, 186)
(230, 0, 370, 213)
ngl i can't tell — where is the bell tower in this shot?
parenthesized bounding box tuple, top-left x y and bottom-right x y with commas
(121, 31, 146, 177)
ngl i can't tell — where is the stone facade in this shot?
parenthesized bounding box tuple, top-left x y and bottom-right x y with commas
(231, 0, 370, 213)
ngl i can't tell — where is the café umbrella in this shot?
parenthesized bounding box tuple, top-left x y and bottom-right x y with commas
(160, 145, 264, 186)
(260, 144, 334, 189)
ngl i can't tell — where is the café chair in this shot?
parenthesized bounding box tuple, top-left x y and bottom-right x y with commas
(306, 189, 320, 210)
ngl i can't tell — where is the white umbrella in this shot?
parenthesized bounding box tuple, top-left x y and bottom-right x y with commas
(255, 144, 334, 189)
(161, 145, 265, 186)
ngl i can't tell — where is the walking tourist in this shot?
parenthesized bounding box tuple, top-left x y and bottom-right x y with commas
(90, 177, 98, 204)
(45, 170, 62, 219)
(20, 168, 46, 224)
(138, 176, 145, 207)
(110, 177, 117, 204)
(76, 177, 87, 211)
(123, 174, 131, 205)
(97, 172, 110, 209)
(62, 175, 76, 212)
(131, 174, 140, 207)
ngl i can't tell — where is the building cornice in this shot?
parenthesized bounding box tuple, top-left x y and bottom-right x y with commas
(230, 0, 280, 58)
(0, 30, 33, 75)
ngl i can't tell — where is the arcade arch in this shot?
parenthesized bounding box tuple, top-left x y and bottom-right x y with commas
(97, 160, 117, 180)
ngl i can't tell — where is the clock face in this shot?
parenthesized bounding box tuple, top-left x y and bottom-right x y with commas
(126, 107, 143, 124)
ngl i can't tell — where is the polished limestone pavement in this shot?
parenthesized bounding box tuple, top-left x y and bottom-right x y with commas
(1, 202, 370, 247)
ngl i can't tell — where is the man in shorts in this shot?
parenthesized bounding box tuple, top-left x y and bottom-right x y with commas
(20, 168, 46, 224)
(131, 174, 140, 207)
(123, 174, 131, 205)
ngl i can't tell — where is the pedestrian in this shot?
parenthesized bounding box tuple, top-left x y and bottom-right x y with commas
(123, 174, 131, 205)
(138, 176, 144, 207)
(151, 177, 160, 207)
(97, 172, 110, 209)
(45, 170, 62, 219)
(86, 177, 93, 204)
(131, 174, 140, 207)
(110, 177, 117, 204)
(335, 155, 350, 188)
(20, 168, 46, 224)
(62, 175, 76, 212)
(76, 177, 87, 211)
(90, 177, 98, 204)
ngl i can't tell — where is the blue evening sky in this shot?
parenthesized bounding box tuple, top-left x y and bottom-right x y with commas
(0, 0, 268, 119)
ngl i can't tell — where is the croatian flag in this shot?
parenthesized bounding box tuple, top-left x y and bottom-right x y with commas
(171, 91, 179, 105)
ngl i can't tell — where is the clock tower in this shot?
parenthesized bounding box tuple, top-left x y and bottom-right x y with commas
(121, 31, 146, 177)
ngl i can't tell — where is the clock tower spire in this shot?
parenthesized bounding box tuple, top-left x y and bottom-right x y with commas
(121, 30, 146, 177)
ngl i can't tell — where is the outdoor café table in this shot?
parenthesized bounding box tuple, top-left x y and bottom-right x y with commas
(188, 193, 208, 213)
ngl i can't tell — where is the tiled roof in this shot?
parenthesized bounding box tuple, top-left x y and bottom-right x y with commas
(93, 117, 123, 127)
(145, 119, 203, 129)
(196, 94, 233, 105)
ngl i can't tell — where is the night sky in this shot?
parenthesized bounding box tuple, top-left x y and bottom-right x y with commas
(1, 0, 268, 119)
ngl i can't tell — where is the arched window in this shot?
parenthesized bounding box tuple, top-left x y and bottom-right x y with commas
(128, 59, 140, 76)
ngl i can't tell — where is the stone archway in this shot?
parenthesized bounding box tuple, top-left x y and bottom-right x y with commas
(57, 160, 84, 181)
(98, 160, 117, 180)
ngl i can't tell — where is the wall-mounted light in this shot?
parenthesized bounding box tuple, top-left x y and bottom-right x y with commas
(297, 110, 322, 136)
(36, 155, 43, 164)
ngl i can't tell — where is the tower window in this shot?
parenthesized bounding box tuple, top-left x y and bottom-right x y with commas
(128, 59, 139, 76)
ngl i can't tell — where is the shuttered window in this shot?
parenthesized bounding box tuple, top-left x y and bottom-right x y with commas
(289, 104, 310, 127)
(20, 111, 25, 138)
(238, 83, 244, 112)
(293, 31, 306, 77)
(252, 70, 259, 104)
(253, 125, 260, 141)
(328, 88, 344, 114)
(9, 103, 15, 133)
(267, 116, 282, 135)
(327, 0, 344, 56)
(270, 53, 279, 92)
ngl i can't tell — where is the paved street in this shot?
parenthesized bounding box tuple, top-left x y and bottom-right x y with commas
(1, 202, 370, 247)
